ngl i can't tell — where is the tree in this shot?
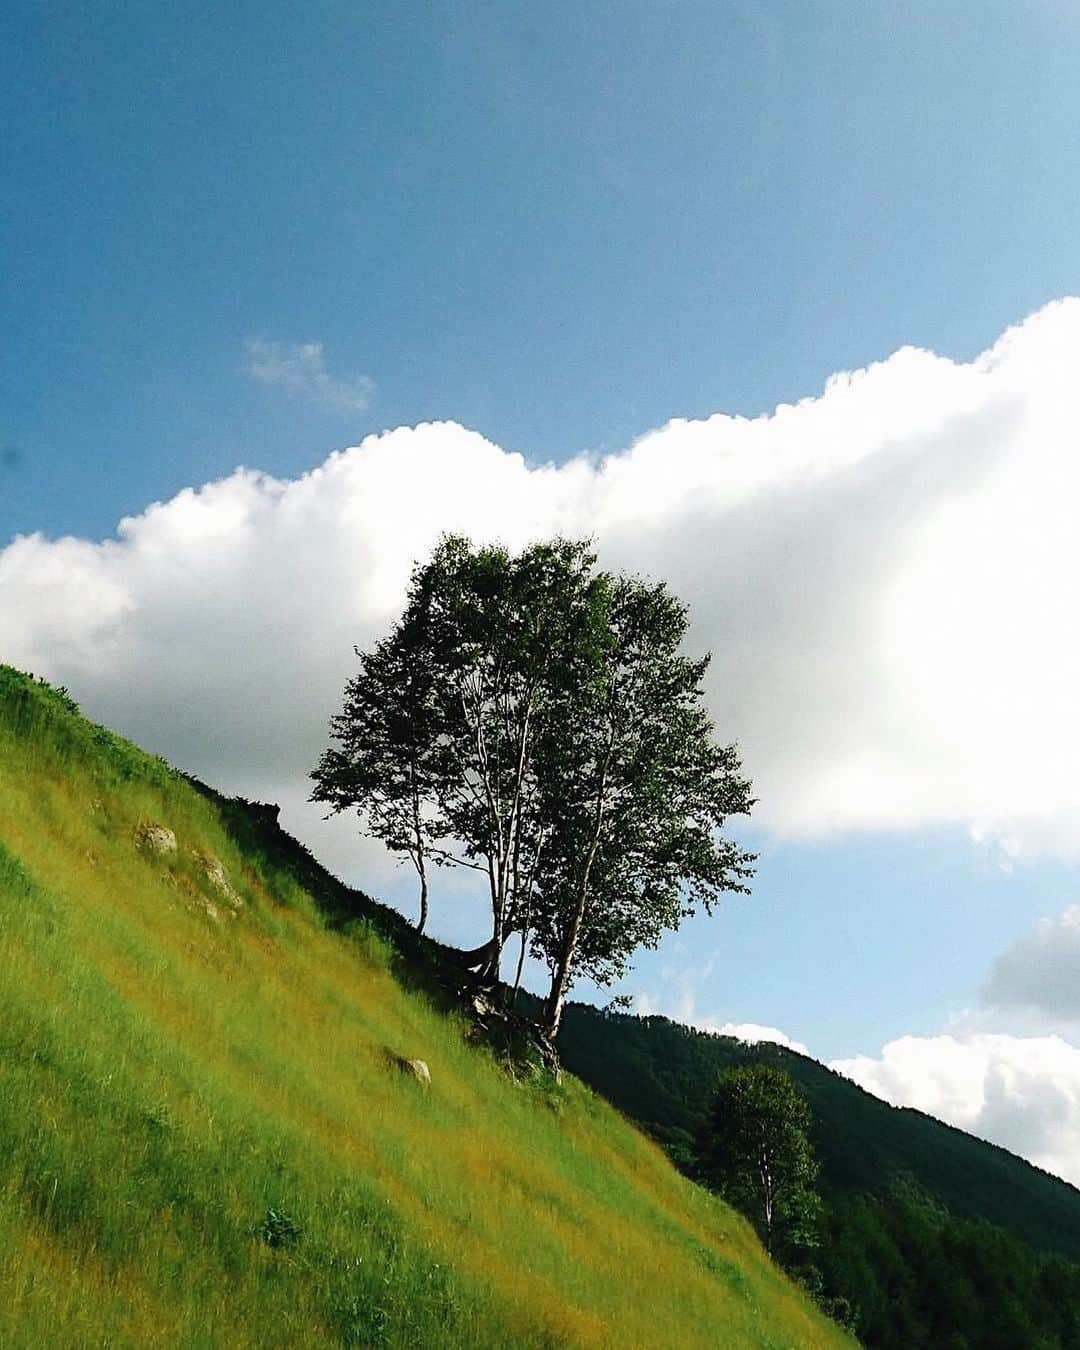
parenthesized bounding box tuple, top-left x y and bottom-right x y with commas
(527, 572, 755, 1037)
(312, 535, 602, 957)
(312, 536, 755, 1034)
(411, 536, 606, 981)
(701, 1064, 821, 1263)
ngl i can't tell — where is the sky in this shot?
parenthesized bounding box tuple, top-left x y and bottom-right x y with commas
(5, 0, 1080, 1184)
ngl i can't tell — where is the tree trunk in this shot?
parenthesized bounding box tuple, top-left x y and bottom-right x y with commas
(542, 732, 614, 1039)
(481, 904, 504, 985)
(457, 935, 499, 971)
(760, 1138, 774, 1257)
(415, 864, 428, 934)
(542, 971, 568, 1040)
(510, 926, 528, 1009)
(542, 898, 586, 1038)
(410, 766, 428, 933)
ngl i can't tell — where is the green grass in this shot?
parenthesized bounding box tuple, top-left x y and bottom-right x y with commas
(0, 666, 851, 1348)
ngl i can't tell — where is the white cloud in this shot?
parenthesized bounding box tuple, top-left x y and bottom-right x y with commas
(245, 338, 376, 413)
(981, 904, 1080, 1021)
(5, 300, 1080, 890)
(827, 901, 1080, 1187)
(708, 1022, 810, 1055)
(635, 995, 809, 1054)
(830, 1033, 1080, 1186)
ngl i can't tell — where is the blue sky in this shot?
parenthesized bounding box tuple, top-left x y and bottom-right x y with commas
(7, 1, 1080, 1178)
(5, 0, 1080, 540)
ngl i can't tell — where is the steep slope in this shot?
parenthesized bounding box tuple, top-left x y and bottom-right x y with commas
(0, 667, 849, 1349)
(553, 1004, 1080, 1262)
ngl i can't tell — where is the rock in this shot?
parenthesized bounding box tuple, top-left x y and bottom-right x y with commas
(134, 822, 177, 855)
(191, 850, 241, 908)
(394, 1056, 431, 1086)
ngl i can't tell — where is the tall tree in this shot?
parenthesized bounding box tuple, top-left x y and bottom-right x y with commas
(410, 536, 604, 978)
(528, 573, 755, 1037)
(313, 536, 754, 1026)
(701, 1064, 821, 1263)
(313, 535, 602, 966)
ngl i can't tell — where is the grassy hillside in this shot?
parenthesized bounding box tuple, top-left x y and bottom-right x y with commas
(0, 666, 849, 1349)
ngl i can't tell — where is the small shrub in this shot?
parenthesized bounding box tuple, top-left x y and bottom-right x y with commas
(258, 1208, 302, 1249)
(142, 1103, 173, 1132)
(529, 1069, 570, 1117)
(47, 683, 81, 717)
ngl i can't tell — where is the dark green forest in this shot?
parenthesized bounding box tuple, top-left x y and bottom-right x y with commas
(551, 1004, 1080, 1348)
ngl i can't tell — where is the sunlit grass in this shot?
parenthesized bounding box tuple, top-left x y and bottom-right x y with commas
(0, 666, 851, 1347)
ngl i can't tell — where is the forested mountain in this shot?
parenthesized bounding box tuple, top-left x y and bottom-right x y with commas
(551, 1003, 1080, 1347)
(554, 1004, 1080, 1258)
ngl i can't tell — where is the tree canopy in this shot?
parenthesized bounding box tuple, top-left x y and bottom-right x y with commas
(311, 535, 755, 1038)
(701, 1063, 821, 1263)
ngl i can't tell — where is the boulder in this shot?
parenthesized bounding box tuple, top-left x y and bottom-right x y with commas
(134, 822, 177, 855)
(395, 1056, 431, 1086)
(191, 850, 241, 908)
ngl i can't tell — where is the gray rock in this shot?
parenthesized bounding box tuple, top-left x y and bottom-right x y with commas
(396, 1056, 431, 1086)
(192, 850, 241, 908)
(133, 822, 177, 854)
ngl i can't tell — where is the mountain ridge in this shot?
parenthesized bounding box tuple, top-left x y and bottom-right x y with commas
(548, 998, 1080, 1263)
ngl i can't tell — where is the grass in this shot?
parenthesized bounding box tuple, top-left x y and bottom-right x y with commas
(0, 666, 852, 1348)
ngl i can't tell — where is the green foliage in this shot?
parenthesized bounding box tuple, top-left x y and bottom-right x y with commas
(314, 537, 755, 1037)
(816, 1181, 1080, 1348)
(527, 567, 755, 1034)
(701, 1065, 821, 1264)
(554, 1003, 1080, 1258)
(312, 605, 443, 933)
(259, 1208, 303, 1249)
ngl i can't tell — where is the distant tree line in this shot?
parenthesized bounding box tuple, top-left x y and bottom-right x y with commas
(556, 1005, 1080, 1348)
(312, 536, 754, 1038)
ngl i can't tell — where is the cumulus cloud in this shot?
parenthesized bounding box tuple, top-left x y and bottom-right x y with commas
(707, 1022, 810, 1055)
(6, 299, 1080, 894)
(245, 337, 376, 413)
(830, 1033, 1080, 1186)
(981, 905, 1080, 1021)
(826, 899, 1080, 1187)
(644, 908, 1080, 1183)
(637, 1001, 809, 1054)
